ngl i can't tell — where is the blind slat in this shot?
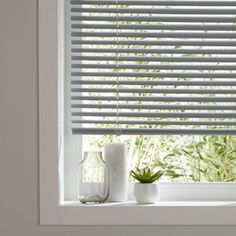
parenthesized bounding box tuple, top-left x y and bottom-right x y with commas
(72, 120, 236, 126)
(72, 63, 236, 70)
(71, 96, 236, 102)
(72, 23, 236, 31)
(72, 56, 236, 63)
(71, 8, 236, 14)
(72, 40, 236, 46)
(71, 88, 236, 94)
(72, 32, 236, 39)
(71, 0, 236, 6)
(72, 48, 236, 54)
(72, 128, 236, 135)
(71, 112, 236, 118)
(71, 80, 236, 86)
(71, 104, 236, 110)
(71, 72, 236, 78)
(71, 15, 236, 23)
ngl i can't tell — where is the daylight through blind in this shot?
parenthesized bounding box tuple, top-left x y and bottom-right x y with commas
(69, 0, 236, 135)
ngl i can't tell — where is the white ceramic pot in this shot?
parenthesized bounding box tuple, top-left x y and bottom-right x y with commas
(133, 183, 160, 204)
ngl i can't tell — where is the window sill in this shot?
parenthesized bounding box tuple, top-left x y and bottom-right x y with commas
(40, 200, 236, 225)
(62, 200, 236, 207)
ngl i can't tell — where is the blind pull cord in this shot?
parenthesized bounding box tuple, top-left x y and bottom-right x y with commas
(115, 0, 121, 136)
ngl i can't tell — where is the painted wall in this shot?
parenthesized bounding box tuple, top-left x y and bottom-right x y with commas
(0, 0, 236, 235)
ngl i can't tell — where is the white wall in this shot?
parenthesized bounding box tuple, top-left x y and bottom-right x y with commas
(1, 0, 236, 235)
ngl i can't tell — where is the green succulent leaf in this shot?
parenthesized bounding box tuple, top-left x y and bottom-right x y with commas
(130, 167, 164, 183)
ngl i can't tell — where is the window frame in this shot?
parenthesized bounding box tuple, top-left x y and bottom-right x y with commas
(39, 0, 236, 225)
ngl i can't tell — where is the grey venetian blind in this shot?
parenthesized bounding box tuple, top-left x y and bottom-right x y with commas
(70, 0, 236, 135)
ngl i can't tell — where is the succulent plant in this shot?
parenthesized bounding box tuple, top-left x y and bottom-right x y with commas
(130, 167, 164, 183)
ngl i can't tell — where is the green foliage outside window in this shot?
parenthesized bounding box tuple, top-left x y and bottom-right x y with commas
(88, 135, 236, 182)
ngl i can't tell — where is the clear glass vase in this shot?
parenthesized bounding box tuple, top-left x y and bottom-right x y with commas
(76, 151, 109, 204)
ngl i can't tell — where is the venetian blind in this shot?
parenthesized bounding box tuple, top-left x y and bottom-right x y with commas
(69, 0, 236, 135)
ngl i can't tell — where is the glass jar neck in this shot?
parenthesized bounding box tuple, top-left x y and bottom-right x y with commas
(83, 152, 103, 161)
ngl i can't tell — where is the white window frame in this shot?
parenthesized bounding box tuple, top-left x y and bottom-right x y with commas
(39, 0, 236, 225)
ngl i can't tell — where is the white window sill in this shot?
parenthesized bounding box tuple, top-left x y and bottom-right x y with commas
(62, 201, 236, 207)
(40, 200, 236, 225)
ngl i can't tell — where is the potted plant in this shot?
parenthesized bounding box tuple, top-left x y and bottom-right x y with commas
(130, 167, 164, 204)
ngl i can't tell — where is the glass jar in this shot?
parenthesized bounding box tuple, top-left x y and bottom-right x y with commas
(76, 151, 109, 204)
